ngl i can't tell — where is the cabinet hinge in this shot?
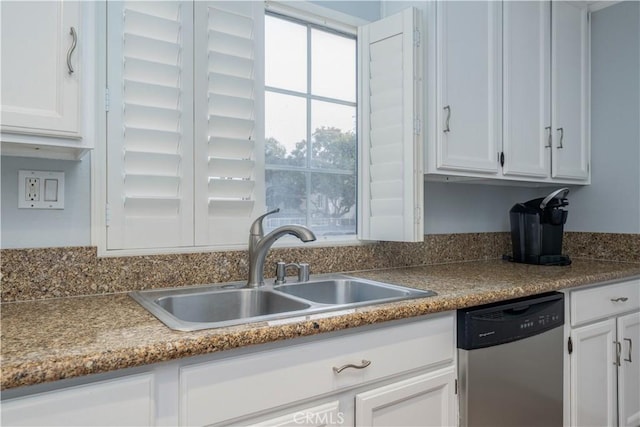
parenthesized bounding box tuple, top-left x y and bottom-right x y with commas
(499, 152, 505, 168)
(455, 379, 458, 395)
(568, 336, 573, 354)
(414, 117, 422, 135)
(104, 87, 110, 112)
(413, 29, 421, 47)
(105, 204, 111, 227)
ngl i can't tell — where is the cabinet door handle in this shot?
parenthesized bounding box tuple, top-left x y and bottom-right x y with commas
(67, 26, 78, 75)
(443, 106, 451, 133)
(556, 127, 564, 149)
(610, 297, 629, 302)
(624, 338, 632, 363)
(333, 359, 371, 374)
(614, 341, 622, 366)
(545, 126, 552, 148)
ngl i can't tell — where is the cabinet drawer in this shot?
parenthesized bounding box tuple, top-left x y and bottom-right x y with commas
(180, 313, 454, 426)
(570, 279, 640, 326)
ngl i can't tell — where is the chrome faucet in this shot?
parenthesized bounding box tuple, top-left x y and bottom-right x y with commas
(247, 209, 316, 287)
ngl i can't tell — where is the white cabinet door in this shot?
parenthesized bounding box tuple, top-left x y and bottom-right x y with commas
(0, 374, 155, 426)
(435, 1, 501, 174)
(618, 311, 640, 427)
(0, 0, 81, 137)
(355, 366, 456, 427)
(551, 1, 590, 181)
(502, 1, 551, 179)
(244, 401, 343, 427)
(179, 315, 453, 426)
(570, 319, 617, 427)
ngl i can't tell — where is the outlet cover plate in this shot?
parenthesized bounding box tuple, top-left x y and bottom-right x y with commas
(18, 170, 65, 209)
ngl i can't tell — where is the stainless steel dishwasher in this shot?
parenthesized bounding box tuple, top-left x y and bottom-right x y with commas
(457, 292, 564, 427)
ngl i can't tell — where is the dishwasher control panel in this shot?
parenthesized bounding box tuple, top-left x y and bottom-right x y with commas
(457, 292, 564, 350)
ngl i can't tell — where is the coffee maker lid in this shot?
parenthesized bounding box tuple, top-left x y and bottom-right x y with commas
(539, 188, 569, 209)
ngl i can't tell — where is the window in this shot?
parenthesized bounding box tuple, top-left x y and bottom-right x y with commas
(99, 1, 422, 254)
(264, 13, 357, 237)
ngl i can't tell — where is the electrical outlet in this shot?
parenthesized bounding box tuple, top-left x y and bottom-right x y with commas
(18, 170, 65, 209)
(25, 177, 40, 201)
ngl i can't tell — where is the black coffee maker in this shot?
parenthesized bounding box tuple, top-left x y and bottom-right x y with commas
(508, 188, 571, 266)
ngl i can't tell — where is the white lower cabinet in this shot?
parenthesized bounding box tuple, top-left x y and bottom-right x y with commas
(0, 374, 155, 427)
(181, 313, 455, 426)
(355, 366, 456, 427)
(570, 318, 617, 427)
(1, 313, 456, 427)
(618, 312, 640, 427)
(567, 278, 640, 427)
(246, 401, 344, 427)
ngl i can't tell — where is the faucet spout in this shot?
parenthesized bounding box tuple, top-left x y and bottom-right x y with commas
(247, 224, 316, 287)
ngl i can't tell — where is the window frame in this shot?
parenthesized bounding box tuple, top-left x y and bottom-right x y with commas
(92, 0, 368, 256)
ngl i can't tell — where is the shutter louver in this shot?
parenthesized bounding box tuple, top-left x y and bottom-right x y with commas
(194, 1, 264, 246)
(207, 4, 256, 218)
(358, 8, 423, 242)
(107, 1, 194, 249)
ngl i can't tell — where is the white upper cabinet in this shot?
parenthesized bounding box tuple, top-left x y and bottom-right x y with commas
(551, 1, 590, 181)
(358, 7, 423, 242)
(502, 1, 551, 179)
(435, 1, 501, 175)
(423, 0, 590, 185)
(1, 0, 90, 160)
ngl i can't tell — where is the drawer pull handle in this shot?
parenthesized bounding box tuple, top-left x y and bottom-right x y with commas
(614, 341, 622, 366)
(610, 297, 629, 302)
(333, 360, 371, 374)
(624, 338, 632, 363)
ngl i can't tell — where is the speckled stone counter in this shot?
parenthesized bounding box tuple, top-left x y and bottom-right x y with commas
(2, 259, 639, 390)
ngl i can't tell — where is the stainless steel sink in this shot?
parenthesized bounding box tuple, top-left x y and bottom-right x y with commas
(275, 278, 428, 305)
(155, 289, 311, 324)
(130, 275, 435, 331)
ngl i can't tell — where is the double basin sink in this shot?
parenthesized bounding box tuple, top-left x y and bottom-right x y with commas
(131, 275, 436, 331)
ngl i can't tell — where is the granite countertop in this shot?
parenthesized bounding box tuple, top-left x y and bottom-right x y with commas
(2, 259, 639, 391)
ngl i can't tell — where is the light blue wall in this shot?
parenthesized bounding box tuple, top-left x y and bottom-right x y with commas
(424, 182, 539, 234)
(1, 155, 92, 248)
(311, 1, 381, 22)
(566, 1, 640, 233)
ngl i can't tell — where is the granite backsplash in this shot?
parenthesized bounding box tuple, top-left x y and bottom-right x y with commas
(1, 232, 637, 302)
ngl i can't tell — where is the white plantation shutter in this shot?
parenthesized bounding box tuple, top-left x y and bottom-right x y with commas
(194, 1, 264, 246)
(107, 1, 194, 249)
(358, 8, 424, 242)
